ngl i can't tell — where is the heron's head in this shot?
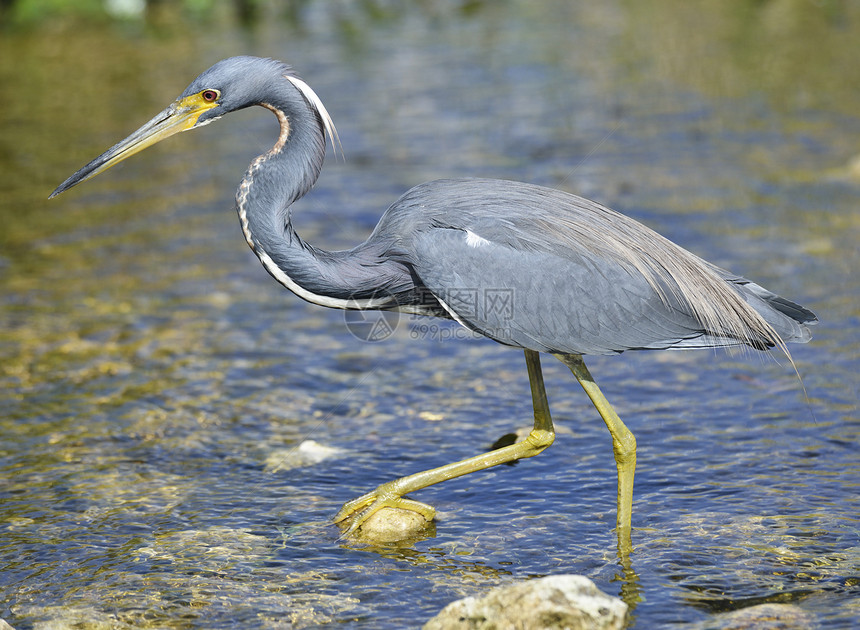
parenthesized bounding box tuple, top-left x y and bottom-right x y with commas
(50, 56, 325, 198)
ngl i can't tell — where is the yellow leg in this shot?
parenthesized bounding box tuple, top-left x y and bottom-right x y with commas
(334, 349, 555, 537)
(557, 353, 636, 552)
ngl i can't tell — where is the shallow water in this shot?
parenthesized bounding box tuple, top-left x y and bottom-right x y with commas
(1, 2, 858, 628)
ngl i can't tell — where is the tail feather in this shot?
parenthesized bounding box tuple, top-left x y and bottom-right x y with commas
(723, 275, 818, 345)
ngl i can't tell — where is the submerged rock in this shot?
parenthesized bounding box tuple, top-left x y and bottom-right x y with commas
(264, 439, 346, 472)
(422, 574, 626, 630)
(691, 603, 816, 630)
(342, 506, 434, 543)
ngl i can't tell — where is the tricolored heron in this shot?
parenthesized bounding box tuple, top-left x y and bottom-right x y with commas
(51, 56, 816, 547)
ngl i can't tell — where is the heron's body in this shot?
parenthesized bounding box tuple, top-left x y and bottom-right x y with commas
(51, 56, 816, 548)
(327, 178, 812, 355)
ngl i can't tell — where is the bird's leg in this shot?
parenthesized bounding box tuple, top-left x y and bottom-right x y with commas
(557, 354, 636, 552)
(334, 349, 555, 538)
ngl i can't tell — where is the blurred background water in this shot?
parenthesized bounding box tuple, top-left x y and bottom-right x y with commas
(1, 1, 858, 628)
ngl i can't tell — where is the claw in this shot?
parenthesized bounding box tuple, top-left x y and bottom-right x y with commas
(334, 489, 436, 541)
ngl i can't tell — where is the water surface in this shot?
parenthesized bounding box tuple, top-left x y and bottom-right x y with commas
(1, 2, 858, 628)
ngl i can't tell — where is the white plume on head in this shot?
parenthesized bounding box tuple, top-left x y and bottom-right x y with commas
(285, 73, 342, 157)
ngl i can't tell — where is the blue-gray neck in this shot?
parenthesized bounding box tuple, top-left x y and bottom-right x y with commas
(235, 83, 405, 310)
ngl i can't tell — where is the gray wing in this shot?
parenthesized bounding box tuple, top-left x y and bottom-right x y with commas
(410, 227, 717, 355)
(380, 178, 815, 354)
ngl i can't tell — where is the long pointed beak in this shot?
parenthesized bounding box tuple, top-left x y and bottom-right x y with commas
(50, 93, 219, 199)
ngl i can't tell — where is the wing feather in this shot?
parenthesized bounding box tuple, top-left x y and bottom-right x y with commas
(375, 178, 816, 355)
(411, 228, 709, 355)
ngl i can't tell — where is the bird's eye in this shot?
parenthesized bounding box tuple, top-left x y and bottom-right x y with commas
(201, 89, 219, 103)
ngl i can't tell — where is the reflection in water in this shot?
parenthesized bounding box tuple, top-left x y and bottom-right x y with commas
(339, 539, 517, 583)
(1, 1, 858, 629)
(616, 548, 643, 616)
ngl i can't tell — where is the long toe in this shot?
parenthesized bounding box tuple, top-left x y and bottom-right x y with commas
(335, 495, 436, 542)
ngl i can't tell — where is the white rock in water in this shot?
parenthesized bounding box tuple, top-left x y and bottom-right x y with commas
(423, 574, 627, 630)
(265, 440, 345, 472)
